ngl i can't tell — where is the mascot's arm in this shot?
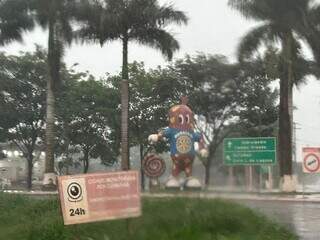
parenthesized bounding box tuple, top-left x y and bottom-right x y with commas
(148, 128, 171, 143)
(195, 133, 209, 158)
(148, 133, 161, 143)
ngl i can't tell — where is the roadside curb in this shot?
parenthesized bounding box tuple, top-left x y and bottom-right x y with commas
(2, 190, 320, 203)
(142, 192, 320, 203)
(1, 190, 58, 195)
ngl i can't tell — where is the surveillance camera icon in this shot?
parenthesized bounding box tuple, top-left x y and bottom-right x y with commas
(67, 182, 83, 202)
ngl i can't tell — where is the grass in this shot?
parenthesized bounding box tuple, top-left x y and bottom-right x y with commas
(0, 194, 297, 240)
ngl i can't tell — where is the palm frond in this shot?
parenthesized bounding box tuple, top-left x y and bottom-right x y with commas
(28, 0, 50, 29)
(293, 58, 320, 86)
(74, 0, 122, 45)
(125, 0, 188, 29)
(132, 28, 179, 60)
(59, 18, 73, 46)
(229, 0, 311, 24)
(74, 26, 100, 44)
(157, 3, 189, 26)
(238, 23, 278, 61)
(308, 4, 320, 24)
(289, 37, 308, 86)
(59, 0, 81, 45)
(74, 0, 101, 23)
(75, 0, 186, 60)
(29, 0, 77, 43)
(0, 0, 34, 45)
(228, 0, 273, 21)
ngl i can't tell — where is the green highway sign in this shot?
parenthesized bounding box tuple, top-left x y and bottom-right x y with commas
(223, 137, 276, 165)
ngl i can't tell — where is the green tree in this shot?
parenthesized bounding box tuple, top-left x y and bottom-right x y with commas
(0, 48, 47, 190)
(76, 0, 188, 170)
(29, 0, 79, 185)
(122, 62, 175, 188)
(0, 0, 37, 184)
(237, 57, 279, 137)
(170, 54, 280, 186)
(106, 62, 171, 188)
(54, 68, 86, 175)
(57, 77, 120, 173)
(0, 0, 36, 142)
(228, 0, 320, 191)
(171, 54, 241, 186)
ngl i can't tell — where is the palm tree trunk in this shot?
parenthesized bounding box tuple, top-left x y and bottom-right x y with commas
(279, 32, 293, 177)
(45, 76, 56, 174)
(121, 36, 130, 170)
(45, 20, 59, 175)
(305, 34, 320, 67)
(43, 18, 63, 189)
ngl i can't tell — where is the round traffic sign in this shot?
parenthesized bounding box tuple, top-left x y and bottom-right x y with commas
(303, 153, 320, 173)
(143, 154, 166, 178)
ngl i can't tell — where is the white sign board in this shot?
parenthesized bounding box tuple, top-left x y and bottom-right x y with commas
(58, 171, 141, 225)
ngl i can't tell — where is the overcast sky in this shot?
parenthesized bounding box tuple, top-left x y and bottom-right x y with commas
(1, 0, 320, 162)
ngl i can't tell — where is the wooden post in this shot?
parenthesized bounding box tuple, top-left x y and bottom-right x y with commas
(249, 166, 253, 192)
(228, 167, 235, 189)
(149, 178, 160, 193)
(245, 166, 253, 192)
(259, 167, 263, 192)
(268, 166, 273, 191)
(245, 166, 249, 191)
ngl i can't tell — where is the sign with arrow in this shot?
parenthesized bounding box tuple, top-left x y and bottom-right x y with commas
(223, 137, 276, 165)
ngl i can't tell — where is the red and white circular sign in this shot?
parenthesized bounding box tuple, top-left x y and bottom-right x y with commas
(303, 153, 320, 173)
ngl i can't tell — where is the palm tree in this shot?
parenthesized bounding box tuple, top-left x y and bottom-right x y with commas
(228, 0, 320, 191)
(29, 0, 78, 187)
(0, 0, 34, 45)
(76, 0, 188, 170)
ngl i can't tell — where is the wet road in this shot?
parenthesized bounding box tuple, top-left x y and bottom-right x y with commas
(238, 200, 320, 240)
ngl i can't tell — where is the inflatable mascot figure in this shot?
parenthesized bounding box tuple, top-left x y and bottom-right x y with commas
(148, 97, 208, 189)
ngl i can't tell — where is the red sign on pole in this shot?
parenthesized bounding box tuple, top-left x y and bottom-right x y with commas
(302, 148, 320, 173)
(58, 171, 141, 225)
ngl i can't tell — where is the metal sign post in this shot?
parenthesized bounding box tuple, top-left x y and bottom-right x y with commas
(259, 166, 262, 193)
(268, 166, 273, 190)
(228, 167, 235, 189)
(302, 172, 305, 198)
(249, 166, 253, 192)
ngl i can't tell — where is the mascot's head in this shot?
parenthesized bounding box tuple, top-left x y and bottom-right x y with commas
(168, 96, 194, 130)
